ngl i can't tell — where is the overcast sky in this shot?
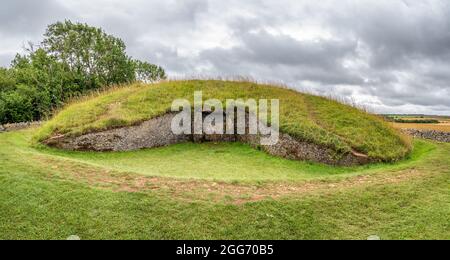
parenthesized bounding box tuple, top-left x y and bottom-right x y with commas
(1, 0, 449, 114)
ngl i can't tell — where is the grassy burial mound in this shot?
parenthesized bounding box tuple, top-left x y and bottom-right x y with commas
(35, 80, 412, 165)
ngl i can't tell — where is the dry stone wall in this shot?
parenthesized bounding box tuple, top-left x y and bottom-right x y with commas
(402, 129, 450, 143)
(0, 122, 42, 132)
(43, 113, 371, 166)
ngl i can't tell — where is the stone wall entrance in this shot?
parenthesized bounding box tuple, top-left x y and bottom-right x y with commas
(44, 112, 371, 166)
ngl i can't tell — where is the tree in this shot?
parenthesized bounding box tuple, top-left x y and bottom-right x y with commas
(42, 21, 166, 88)
(42, 21, 134, 89)
(0, 68, 16, 92)
(134, 60, 166, 83)
(0, 20, 166, 124)
(11, 50, 65, 111)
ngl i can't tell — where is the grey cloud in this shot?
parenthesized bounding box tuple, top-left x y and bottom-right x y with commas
(198, 29, 365, 86)
(0, 0, 449, 115)
(0, 53, 13, 67)
(237, 31, 356, 68)
(327, 0, 450, 68)
(0, 0, 75, 66)
(0, 0, 73, 35)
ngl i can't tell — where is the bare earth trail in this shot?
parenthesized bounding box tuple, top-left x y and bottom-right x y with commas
(5, 129, 448, 204)
(44, 160, 428, 204)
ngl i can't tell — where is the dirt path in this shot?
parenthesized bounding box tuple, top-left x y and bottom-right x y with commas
(35, 153, 435, 204)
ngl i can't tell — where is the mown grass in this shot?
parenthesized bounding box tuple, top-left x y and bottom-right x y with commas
(34, 80, 411, 162)
(0, 130, 448, 240)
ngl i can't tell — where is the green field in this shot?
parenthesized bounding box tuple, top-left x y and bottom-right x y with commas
(1, 129, 448, 240)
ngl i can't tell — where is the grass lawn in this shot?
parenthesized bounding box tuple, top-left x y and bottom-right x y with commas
(0, 129, 449, 240)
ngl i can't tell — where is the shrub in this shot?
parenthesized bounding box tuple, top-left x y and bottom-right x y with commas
(0, 91, 34, 123)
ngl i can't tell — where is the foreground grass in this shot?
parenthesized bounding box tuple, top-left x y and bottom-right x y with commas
(35, 80, 411, 161)
(0, 130, 449, 240)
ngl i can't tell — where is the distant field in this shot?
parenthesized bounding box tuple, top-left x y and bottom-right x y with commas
(392, 123, 450, 132)
(387, 115, 450, 132)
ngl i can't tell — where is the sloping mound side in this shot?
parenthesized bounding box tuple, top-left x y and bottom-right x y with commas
(35, 80, 411, 162)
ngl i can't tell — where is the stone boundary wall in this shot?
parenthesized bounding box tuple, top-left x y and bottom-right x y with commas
(0, 122, 42, 132)
(402, 129, 450, 143)
(43, 113, 371, 166)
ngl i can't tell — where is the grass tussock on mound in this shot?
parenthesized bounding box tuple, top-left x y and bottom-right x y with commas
(35, 80, 412, 162)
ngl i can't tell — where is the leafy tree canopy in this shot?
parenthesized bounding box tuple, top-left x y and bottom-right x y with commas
(0, 20, 166, 124)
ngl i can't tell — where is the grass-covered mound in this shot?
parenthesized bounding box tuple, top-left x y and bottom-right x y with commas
(35, 80, 411, 162)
